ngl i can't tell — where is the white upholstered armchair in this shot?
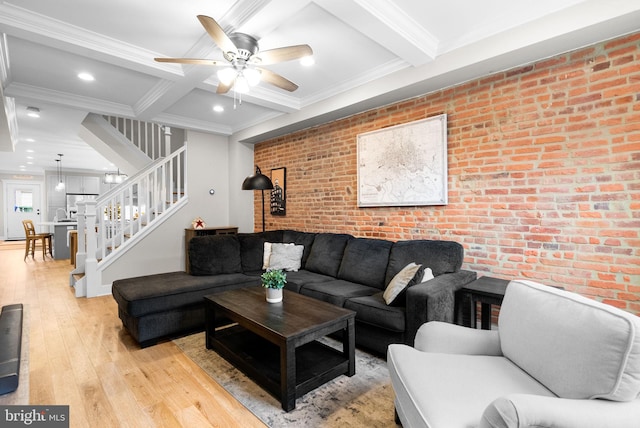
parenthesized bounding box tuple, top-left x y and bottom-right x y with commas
(387, 279, 640, 428)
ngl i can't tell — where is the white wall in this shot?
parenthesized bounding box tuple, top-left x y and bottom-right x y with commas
(229, 138, 256, 233)
(101, 130, 240, 284)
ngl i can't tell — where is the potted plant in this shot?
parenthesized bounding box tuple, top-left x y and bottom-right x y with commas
(261, 268, 287, 303)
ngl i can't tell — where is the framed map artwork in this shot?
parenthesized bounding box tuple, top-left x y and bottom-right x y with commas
(357, 114, 447, 207)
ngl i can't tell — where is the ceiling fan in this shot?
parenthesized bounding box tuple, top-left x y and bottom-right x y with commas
(155, 15, 313, 94)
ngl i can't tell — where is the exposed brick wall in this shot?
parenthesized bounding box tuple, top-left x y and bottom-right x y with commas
(253, 32, 640, 314)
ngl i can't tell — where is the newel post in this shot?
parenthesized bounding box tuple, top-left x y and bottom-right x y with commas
(84, 200, 100, 297)
(75, 201, 87, 270)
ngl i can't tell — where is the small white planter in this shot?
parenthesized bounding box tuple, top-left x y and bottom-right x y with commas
(265, 287, 283, 303)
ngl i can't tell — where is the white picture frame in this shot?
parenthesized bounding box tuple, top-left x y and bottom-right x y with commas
(357, 114, 448, 207)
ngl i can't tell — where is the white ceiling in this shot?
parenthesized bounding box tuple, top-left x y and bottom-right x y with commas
(1, 0, 639, 175)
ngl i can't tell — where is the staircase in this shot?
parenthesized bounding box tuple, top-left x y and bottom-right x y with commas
(71, 115, 187, 297)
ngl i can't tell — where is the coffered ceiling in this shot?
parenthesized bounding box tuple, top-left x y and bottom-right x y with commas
(1, 0, 639, 174)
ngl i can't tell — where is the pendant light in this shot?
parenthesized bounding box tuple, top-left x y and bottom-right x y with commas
(55, 154, 65, 192)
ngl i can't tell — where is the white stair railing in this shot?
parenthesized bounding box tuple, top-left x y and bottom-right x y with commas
(103, 115, 170, 160)
(72, 145, 187, 297)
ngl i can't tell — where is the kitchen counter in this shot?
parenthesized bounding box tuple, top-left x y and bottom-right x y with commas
(38, 221, 78, 227)
(38, 222, 77, 259)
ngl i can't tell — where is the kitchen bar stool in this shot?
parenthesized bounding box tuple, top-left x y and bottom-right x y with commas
(22, 220, 53, 260)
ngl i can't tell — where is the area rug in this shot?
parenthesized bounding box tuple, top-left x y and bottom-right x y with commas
(173, 332, 397, 427)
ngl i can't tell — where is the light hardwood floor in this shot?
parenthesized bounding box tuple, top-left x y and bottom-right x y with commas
(0, 242, 266, 428)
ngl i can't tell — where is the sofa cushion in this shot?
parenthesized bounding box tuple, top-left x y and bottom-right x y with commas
(383, 262, 423, 306)
(385, 240, 463, 285)
(337, 238, 393, 289)
(345, 292, 406, 332)
(304, 233, 352, 277)
(282, 230, 316, 267)
(283, 270, 335, 293)
(262, 229, 285, 243)
(189, 235, 242, 275)
(237, 233, 266, 272)
(387, 345, 555, 428)
(499, 279, 640, 401)
(112, 271, 258, 317)
(299, 279, 378, 307)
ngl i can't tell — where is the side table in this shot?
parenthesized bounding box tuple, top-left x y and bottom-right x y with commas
(459, 276, 509, 329)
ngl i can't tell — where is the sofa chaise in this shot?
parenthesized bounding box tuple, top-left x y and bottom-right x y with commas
(387, 279, 640, 428)
(112, 230, 476, 352)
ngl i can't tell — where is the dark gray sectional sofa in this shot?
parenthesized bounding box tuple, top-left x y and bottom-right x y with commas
(112, 230, 476, 353)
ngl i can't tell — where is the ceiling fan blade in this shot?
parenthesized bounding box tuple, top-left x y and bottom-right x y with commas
(258, 68, 299, 92)
(197, 15, 237, 56)
(154, 57, 225, 66)
(216, 81, 233, 94)
(252, 45, 313, 65)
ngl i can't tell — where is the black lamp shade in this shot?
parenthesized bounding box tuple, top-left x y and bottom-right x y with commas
(242, 166, 274, 190)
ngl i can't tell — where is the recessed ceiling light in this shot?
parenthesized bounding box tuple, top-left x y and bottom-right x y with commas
(25, 138, 35, 142)
(300, 56, 315, 67)
(213, 105, 224, 113)
(78, 72, 95, 81)
(26, 149, 34, 153)
(26, 107, 40, 118)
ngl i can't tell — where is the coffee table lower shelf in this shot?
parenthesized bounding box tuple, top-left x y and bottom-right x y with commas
(210, 325, 350, 409)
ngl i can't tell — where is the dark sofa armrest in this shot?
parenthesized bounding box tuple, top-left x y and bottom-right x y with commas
(405, 269, 477, 346)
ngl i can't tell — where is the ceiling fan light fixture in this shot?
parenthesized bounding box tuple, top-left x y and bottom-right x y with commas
(235, 75, 250, 94)
(156, 15, 311, 96)
(217, 67, 237, 86)
(243, 68, 261, 86)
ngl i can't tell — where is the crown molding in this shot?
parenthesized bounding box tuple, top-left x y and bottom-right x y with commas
(4, 82, 134, 117)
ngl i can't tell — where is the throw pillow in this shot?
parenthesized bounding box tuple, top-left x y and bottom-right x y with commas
(383, 262, 422, 306)
(189, 235, 242, 275)
(263, 242, 273, 269)
(263, 242, 295, 269)
(421, 267, 434, 282)
(268, 243, 304, 271)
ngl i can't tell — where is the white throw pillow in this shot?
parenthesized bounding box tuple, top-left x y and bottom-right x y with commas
(383, 262, 422, 306)
(421, 267, 434, 283)
(263, 242, 294, 269)
(267, 243, 304, 272)
(262, 242, 273, 269)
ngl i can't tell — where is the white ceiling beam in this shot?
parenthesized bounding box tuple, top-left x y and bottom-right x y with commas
(315, 0, 438, 67)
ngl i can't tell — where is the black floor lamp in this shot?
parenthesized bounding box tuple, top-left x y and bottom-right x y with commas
(242, 166, 274, 232)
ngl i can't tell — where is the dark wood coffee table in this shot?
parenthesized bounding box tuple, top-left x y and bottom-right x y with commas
(204, 287, 356, 411)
